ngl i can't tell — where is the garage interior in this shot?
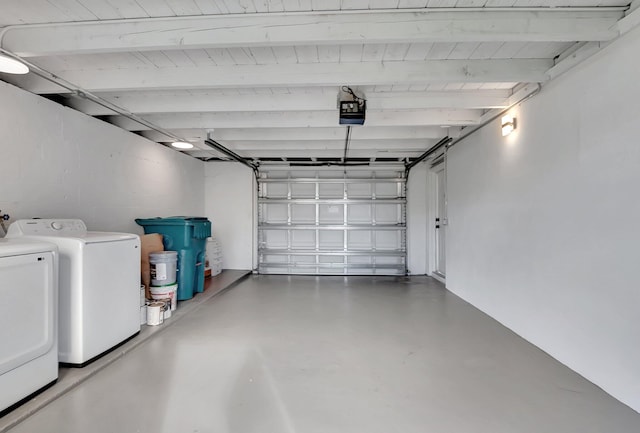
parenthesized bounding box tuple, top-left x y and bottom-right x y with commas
(1, 1, 639, 432)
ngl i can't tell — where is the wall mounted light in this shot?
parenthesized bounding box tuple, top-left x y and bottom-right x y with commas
(171, 141, 194, 149)
(0, 54, 29, 74)
(501, 115, 516, 136)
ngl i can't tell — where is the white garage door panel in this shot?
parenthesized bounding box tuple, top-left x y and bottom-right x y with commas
(258, 168, 407, 275)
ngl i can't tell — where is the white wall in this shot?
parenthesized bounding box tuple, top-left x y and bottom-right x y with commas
(204, 162, 255, 270)
(446, 26, 640, 412)
(407, 162, 428, 275)
(0, 81, 204, 236)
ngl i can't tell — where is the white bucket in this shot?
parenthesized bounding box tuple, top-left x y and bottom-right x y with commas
(146, 302, 164, 326)
(150, 283, 177, 311)
(139, 305, 147, 325)
(149, 251, 178, 286)
(140, 285, 146, 307)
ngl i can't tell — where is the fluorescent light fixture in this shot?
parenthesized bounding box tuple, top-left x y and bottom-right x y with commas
(171, 141, 194, 149)
(0, 54, 29, 74)
(501, 115, 516, 136)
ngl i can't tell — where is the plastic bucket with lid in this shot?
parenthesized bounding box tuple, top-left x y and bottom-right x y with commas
(150, 283, 177, 311)
(149, 251, 177, 286)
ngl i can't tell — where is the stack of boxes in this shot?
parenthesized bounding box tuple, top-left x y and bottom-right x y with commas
(206, 237, 223, 277)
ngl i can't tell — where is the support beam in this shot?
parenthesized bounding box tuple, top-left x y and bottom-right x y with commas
(141, 126, 456, 142)
(111, 109, 482, 130)
(202, 139, 440, 151)
(1, 10, 624, 57)
(476, 83, 542, 125)
(546, 42, 605, 80)
(616, 1, 640, 35)
(188, 149, 424, 159)
(66, 90, 512, 116)
(11, 60, 552, 94)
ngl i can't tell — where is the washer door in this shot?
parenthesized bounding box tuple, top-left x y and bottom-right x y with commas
(0, 252, 55, 375)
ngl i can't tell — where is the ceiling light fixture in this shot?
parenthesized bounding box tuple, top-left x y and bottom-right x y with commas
(171, 141, 194, 149)
(501, 115, 516, 136)
(0, 54, 29, 74)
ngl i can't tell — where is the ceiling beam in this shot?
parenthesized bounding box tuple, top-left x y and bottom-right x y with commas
(111, 109, 482, 130)
(11, 59, 551, 94)
(66, 90, 512, 116)
(616, 0, 640, 35)
(141, 126, 455, 142)
(546, 41, 604, 80)
(1, 10, 624, 57)
(199, 139, 439, 151)
(187, 149, 424, 159)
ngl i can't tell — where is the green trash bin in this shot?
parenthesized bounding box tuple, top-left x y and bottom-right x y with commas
(136, 217, 211, 300)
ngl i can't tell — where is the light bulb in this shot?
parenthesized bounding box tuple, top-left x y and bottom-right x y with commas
(0, 55, 29, 74)
(171, 141, 194, 149)
(501, 115, 516, 136)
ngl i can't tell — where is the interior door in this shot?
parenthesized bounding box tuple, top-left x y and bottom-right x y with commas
(435, 167, 446, 277)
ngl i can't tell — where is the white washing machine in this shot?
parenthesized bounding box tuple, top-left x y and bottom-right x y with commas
(0, 239, 58, 413)
(7, 219, 141, 366)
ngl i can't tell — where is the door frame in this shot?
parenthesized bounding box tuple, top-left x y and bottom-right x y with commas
(427, 161, 446, 283)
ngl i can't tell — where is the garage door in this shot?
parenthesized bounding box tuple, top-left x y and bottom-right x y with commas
(258, 167, 407, 275)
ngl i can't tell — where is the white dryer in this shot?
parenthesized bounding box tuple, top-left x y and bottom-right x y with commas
(7, 219, 140, 366)
(0, 239, 58, 413)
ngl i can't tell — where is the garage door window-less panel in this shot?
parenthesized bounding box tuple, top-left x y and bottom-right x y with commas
(258, 169, 407, 275)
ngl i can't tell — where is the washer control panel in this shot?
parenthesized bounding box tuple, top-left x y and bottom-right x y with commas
(7, 219, 88, 236)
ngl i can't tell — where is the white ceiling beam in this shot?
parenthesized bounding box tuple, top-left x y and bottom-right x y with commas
(12, 60, 552, 94)
(204, 139, 438, 151)
(2, 10, 624, 57)
(189, 149, 422, 159)
(186, 138, 438, 152)
(476, 82, 540, 125)
(141, 126, 454, 142)
(616, 1, 640, 35)
(67, 90, 512, 116)
(546, 42, 606, 80)
(111, 109, 482, 130)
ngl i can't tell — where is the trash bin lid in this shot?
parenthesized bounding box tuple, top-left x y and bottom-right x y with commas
(136, 216, 209, 225)
(135, 217, 211, 239)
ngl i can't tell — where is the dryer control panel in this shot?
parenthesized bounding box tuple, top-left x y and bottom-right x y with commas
(7, 219, 88, 236)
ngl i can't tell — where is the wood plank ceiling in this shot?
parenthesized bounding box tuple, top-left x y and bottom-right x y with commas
(0, 1, 637, 164)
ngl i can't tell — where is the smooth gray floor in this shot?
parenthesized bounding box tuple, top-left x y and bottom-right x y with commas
(0, 270, 250, 433)
(7, 275, 640, 433)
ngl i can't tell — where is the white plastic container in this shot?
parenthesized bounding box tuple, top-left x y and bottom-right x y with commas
(150, 283, 178, 311)
(206, 238, 223, 276)
(146, 302, 164, 326)
(149, 251, 178, 286)
(139, 305, 147, 325)
(140, 285, 146, 306)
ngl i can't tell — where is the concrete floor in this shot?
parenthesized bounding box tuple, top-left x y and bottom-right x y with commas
(6, 275, 640, 433)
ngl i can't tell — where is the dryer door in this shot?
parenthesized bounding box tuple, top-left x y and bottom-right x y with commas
(0, 252, 56, 375)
